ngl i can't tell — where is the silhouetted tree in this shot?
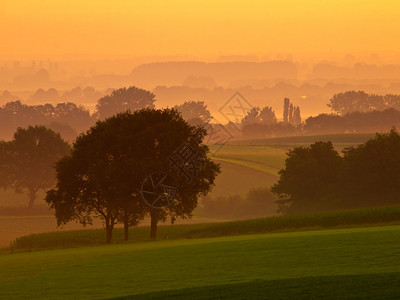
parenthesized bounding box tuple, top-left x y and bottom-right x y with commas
(46, 109, 220, 243)
(47, 122, 78, 142)
(259, 106, 277, 125)
(241, 107, 259, 127)
(293, 106, 302, 127)
(339, 128, 400, 208)
(174, 101, 212, 125)
(0, 126, 70, 208)
(52, 102, 94, 134)
(283, 98, 290, 123)
(241, 106, 277, 128)
(288, 103, 294, 124)
(271, 141, 342, 214)
(304, 108, 400, 135)
(328, 90, 373, 115)
(0, 101, 94, 140)
(96, 86, 155, 119)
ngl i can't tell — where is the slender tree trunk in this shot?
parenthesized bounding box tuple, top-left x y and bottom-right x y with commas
(124, 212, 129, 242)
(28, 188, 37, 209)
(150, 210, 158, 240)
(105, 216, 114, 244)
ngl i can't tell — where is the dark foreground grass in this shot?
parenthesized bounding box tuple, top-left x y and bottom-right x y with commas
(1, 226, 400, 299)
(111, 272, 400, 300)
(9, 205, 400, 252)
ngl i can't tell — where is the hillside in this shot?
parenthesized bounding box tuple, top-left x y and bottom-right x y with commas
(2, 226, 400, 299)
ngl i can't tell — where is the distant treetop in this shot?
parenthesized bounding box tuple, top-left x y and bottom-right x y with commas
(96, 86, 156, 119)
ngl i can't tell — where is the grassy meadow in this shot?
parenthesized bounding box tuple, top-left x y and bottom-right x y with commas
(2, 225, 400, 299)
(0, 133, 381, 248)
(2, 133, 398, 299)
(7, 205, 400, 252)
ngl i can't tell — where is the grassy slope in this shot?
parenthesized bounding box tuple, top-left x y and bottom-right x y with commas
(207, 159, 278, 197)
(0, 134, 372, 248)
(113, 273, 400, 300)
(9, 205, 400, 252)
(2, 226, 400, 299)
(210, 133, 376, 178)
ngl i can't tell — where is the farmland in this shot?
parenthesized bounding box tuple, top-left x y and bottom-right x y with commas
(0, 133, 378, 248)
(2, 225, 400, 299)
(1, 133, 400, 299)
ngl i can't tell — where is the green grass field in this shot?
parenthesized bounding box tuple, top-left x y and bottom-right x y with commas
(8, 205, 400, 252)
(0, 133, 398, 299)
(2, 225, 400, 299)
(210, 133, 375, 180)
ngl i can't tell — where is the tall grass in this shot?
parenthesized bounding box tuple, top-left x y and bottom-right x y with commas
(8, 205, 400, 253)
(181, 206, 400, 238)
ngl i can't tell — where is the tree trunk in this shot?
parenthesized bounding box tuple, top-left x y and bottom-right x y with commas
(150, 217, 158, 239)
(150, 210, 158, 240)
(28, 188, 37, 209)
(124, 213, 129, 242)
(105, 217, 114, 244)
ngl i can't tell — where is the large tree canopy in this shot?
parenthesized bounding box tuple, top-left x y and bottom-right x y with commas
(272, 129, 400, 214)
(96, 86, 156, 119)
(46, 109, 220, 243)
(339, 128, 400, 208)
(271, 141, 342, 214)
(0, 126, 70, 208)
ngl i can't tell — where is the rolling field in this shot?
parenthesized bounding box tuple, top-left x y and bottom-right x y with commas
(0, 133, 383, 248)
(2, 226, 400, 299)
(209, 160, 278, 196)
(9, 205, 400, 252)
(1, 133, 398, 299)
(210, 133, 376, 178)
(0, 159, 275, 248)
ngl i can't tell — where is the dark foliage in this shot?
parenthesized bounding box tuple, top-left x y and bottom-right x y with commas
(328, 90, 400, 115)
(46, 109, 220, 243)
(304, 108, 400, 135)
(0, 126, 70, 208)
(96, 86, 155, 119)
(0, 100, 94, 140)
(173, 101, 212, 126)
(272, 129, 400, 213)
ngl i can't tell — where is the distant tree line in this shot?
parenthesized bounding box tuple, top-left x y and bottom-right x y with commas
(239, 98, 302, 138)
(0, 101, 94, 140)
(272, 129, 400, 214)
(304, 108, 400, 135)
(0, 86, 157, 141)
(328, 90, 400, 115)
(10, 86, 400, 142)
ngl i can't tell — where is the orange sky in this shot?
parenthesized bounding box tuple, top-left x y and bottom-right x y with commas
(1, 0, 400, 61)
